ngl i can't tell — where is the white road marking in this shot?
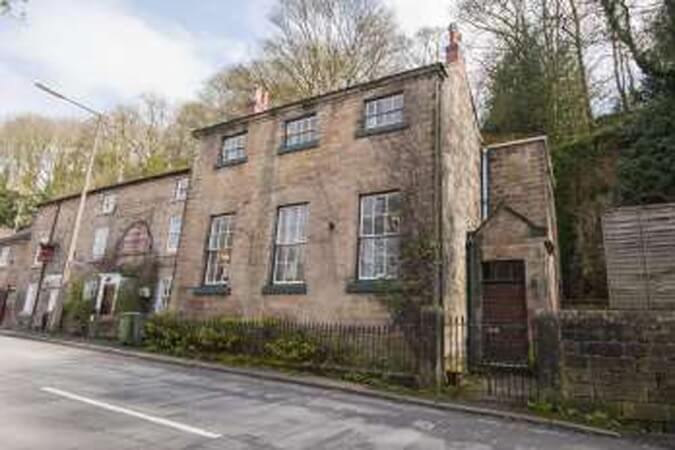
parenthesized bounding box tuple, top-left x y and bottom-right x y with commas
(40, 387, 222, 439)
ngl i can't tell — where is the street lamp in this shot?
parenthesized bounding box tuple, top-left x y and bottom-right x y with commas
(34, 82, 104, 331)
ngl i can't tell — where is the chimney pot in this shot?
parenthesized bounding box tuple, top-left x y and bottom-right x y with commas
(446, 23, 462, 64)
(253, 86, 270, 113)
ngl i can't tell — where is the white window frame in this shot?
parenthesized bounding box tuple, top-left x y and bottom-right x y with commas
(92, 227, 109, 260)
(46, 289, 59, 313)
(101, 194, 116, 215)
(21, 283, 38, 315)
(272, 204, 309, 285)
(221, 133, 247, 163)
(95, 273, 121, 316)
(32, 237, 47, 267)
(284, 115, 318, 148)
(204, 215, 235, 286)
(358, 192, 401, 281)
(365, 93, 404, 130)
(174, 177, 189, 201)
(154, 276, 173, 312)
(83, 279, 98, 302)
(0, 246, 10, 267)
(166, 215, 182, 253)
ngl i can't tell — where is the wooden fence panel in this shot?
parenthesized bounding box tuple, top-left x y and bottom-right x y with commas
(603, 203, 675, 309)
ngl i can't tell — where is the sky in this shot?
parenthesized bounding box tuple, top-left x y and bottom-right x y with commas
(0, 0, 453, 120)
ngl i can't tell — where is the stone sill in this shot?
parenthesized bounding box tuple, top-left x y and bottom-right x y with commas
(346, 280, 401, 294)
(262, 284, 307, 296)
(354, 122, 408, 139)
(193, 285, 231, 296)
(215, 156, 248, 169)
(278, 140, 319, 155)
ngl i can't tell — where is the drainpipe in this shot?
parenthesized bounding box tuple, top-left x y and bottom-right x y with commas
(433, 74, 445, 393)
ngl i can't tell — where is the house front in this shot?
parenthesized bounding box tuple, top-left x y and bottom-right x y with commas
(15, 169, 190, 331)
(170, 29, 483, 334)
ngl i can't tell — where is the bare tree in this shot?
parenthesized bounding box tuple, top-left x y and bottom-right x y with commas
(597, 0, 674, 84)
(0, 0, 25, 15)
(263, 0, 404, 97)
(402, 27, 447, 67)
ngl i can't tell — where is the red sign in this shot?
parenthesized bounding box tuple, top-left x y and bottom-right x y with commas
(37, 243, 56, 263)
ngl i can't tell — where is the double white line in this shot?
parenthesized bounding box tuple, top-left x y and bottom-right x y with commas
(41, 387, 222, 439)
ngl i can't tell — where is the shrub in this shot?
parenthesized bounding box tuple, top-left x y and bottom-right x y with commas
(63, 280, 93, 336)
(144, 315, 326, 365)
(263, 332, 322, 363)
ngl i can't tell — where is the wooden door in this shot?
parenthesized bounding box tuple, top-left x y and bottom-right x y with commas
(481, 260, 528, 365)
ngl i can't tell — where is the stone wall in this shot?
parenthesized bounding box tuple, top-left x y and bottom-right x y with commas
(13, 169, 189, 328)
(0, 230, 32, 327)
(560, 310, 675, 430)
(173, 66, 448, 323)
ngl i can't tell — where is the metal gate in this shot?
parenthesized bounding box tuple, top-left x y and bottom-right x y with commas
(481, 260, 528, 366)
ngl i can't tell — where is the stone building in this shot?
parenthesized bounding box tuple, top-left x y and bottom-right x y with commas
(11, 169, 190, 330)
(170, 38, 482, 329)
(468, 136, 560, 365)
(0, 26, 561, 374)
(0, 229, 32, 327)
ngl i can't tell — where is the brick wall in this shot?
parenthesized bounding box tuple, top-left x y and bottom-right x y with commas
(561, 310, 675, 429)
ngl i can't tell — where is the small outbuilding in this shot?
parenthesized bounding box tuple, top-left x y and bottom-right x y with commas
(468, 136, 560, 366)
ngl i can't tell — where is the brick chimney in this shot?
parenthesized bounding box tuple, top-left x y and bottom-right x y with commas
(252, 87, 270, 113)
(446, 23, 462, 64)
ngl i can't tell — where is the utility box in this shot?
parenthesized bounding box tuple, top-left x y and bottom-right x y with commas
(118, 312, 143, 346)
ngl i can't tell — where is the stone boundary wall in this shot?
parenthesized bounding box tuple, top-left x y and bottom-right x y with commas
(560, 310, 675, 430)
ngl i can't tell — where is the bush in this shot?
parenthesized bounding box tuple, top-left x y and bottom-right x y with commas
(63, 280, 93, 336)
(264, 333, 322, 363)
(144, 315, 326, 365)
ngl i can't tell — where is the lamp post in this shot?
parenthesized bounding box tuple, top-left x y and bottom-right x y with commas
(34, 82, 104, 331)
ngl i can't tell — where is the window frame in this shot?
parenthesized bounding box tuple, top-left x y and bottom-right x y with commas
(92, 227, 109, 260)
(220, 131, 248, 165)
(363, 92, 405, 131)
(32, 239, 45, 267)
(282, 114, 318, 150)
(166, 215, 182, 253)
(0, 246, 10, 267)
(154, 276, 173, 312)
(356, 191, 402, 281)
(271, 203, 309, 286)
(21, 283, 38, 315)
(174, 177, 189, 201)
(83, 279, 98, 302)
(101, 193, 116, 215)
(202, 214, 235, 287)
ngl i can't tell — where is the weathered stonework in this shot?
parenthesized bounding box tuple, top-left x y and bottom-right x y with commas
(0, 229, 32, 327)
(560, 310, 675, 430)
(11, 169, 189, 329)
(468, 137, 560, 364)
(171, 62, 482, 332)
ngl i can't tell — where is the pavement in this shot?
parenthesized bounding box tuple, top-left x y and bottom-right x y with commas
(0, 335, 667, 449)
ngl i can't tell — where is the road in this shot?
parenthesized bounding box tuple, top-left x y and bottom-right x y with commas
(0, 335, 663, 449)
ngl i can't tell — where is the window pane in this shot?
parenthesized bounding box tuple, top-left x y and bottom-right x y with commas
(386, 237, 400, 278)
(222, 133, 247, 162)
(285, 115, 317, 147)
(358, 192, 401, 280)
(204, 215, 234, 285)
(359, 239, 375, 279)
(273, 205, 308, 283)
(364, 94, 404, 130)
